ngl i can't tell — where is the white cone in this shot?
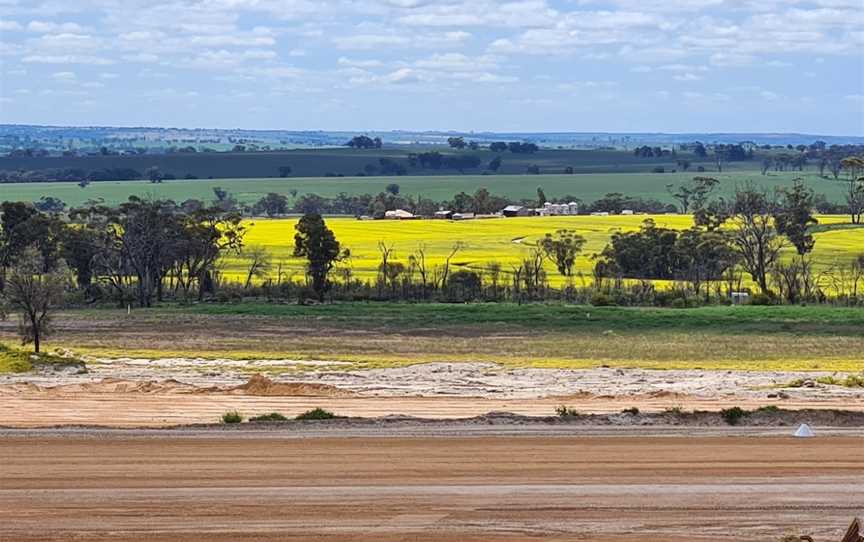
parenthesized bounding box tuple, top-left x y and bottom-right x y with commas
(794, 423, 814, 438)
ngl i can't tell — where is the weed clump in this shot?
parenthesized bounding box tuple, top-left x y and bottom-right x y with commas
(295, 408, 337, 421)
(221, 411, 243, 424)
(555, 405, 579, 418)
(720, 406, 749, 425)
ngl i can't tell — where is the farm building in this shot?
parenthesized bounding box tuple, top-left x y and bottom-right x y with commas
(434, 210, 454, 219)
(538, 201, 579, 216)
(502, 205, 532, 217)
(384, 209, 417, 220)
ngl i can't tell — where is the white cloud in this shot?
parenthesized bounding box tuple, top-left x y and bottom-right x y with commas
(0, 20, 23, 31)
(22, 54, 114, 65)
(51, 71, 76, 81)
(26, 20, 85, 33)
(673, 73, 703, 81)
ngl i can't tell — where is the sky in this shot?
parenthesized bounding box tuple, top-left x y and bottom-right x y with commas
(0, 0, 862, 134)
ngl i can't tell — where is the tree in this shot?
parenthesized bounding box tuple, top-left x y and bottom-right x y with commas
(346, 135, 381, 149)
(0, 202, 63, 292)
(385, 183, 400, 195)
(538, 229, 586, 278)
(731, 186, 785, 294)
(666, 176, 719, 214)
(34, 197, 66, 213)
(841, 156, 864, 224)
(447, 137, 466, 149)
(242, 246, 272, 288)
(277, 165, 292, 178)
(145, 166, 164, 183)
(0, 246, 68, 353)
(487, 156, 502, 172)
(536, 187, 547, 206)
(253, 193, 289, 217)
(293, 214, 349, 302)
(773, 181, 817, 258)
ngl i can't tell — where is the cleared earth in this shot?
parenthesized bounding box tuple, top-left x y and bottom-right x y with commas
(1, 429, 861, 541)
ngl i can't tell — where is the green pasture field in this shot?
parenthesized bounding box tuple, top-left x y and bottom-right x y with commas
(0, 170, 849, 208)
(0, 147, 723, 179)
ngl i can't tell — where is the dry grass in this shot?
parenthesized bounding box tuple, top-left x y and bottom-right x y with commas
(2, 306, 862, 372)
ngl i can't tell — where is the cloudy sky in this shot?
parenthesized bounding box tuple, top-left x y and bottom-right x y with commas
(0, 0, 862, 134)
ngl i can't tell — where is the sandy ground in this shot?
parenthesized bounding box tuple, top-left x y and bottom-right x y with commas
(1, 360, 862, 427)
(1, 429, 862, 541)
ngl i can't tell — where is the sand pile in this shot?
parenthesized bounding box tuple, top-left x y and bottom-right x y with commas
(230, 374, 354, 397)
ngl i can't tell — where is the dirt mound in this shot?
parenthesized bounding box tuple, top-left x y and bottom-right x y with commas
(0, 378, 206, 396)
(230, 374, 355, 397)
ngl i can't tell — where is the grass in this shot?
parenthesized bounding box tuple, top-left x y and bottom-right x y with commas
(0, 343, 85, 374)
(0, 344, 33, 373)
(0, 170, 847, 208)
(179, 302, 864, 335)
(5, 303, 862, 373)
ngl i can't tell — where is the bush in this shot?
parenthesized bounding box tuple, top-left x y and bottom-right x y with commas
(720, 406, 749, 425)
(555, 405, 579, 418)
(221, 411, 243, 424)
(670, 298, 688, 309)
(249, 412, 288, 422)
(296, 407, 337, 420)
(621, 407, 640, 415)
(748, 292, 774, 306)
(843, 374, 864, 388)
(664, 406, 683, 415)
(755, 405, 781, 414)
(590, 292, 614, 306)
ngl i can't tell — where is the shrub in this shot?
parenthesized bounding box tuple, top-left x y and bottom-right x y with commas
(720, 406, 749, 425)
(590, 292, 614, 306)
(664, 406, 684, 415)
(748, 292, 774, 306)
(296, 407, 337, 421)
(249, 412, 288, 422)
(221, 411, 243, 424)
(555, 405, 579, 418)
(843, 374, 864, 388)
(621, 407, 640, 415)
(670, 298, 688, 309)
(755, 405, 781, 414)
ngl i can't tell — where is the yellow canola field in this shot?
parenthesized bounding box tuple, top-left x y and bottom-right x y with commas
(222, 214, 861, 286)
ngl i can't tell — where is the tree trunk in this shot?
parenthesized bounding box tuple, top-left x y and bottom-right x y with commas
(31, 315, 40, 354)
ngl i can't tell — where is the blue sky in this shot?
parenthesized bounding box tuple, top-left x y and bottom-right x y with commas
(0, 0, 862, 134)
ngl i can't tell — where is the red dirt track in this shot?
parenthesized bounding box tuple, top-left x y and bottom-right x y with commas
(1, 432, 862, 541)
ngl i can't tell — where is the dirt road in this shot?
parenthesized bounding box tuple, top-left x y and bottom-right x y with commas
(2, 431, 861, 541)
